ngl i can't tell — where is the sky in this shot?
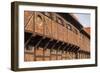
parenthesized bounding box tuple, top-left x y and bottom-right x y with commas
(73, 13, 90, 27)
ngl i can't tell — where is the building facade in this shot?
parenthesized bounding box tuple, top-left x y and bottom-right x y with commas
(24, 11, 90, 61)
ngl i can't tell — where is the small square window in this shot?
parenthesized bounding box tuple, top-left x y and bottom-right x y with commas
(57, 17, 65, 26)
(25, 45, 34, 51)
(51, 49, 56, 54)
(73, 28, 78, 34)
(44, 12, 51, 17)
(67, 24, 72, 30)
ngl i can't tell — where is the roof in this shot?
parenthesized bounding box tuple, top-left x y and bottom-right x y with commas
(84, 27, 90, 35)
(58, 13, 83, 31)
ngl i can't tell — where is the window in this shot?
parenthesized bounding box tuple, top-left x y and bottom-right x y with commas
(51, 49, 56, 54)
(57, 17, 65, 26)
(44, 49, 50, 56)
(57, 17, 62, 24)
(80, 33, 84, 39)
(73, 28, 78, 34)
(44, 12, 51, 17)
(51, 13, 57, 21)
(25, 45, 34, 51)
(35, 47, 43, 56)
(36, 15, 43, 26)
(67, 24, 72, 30)
(57, 50, 62, 54)
(75, 29, 78, 34)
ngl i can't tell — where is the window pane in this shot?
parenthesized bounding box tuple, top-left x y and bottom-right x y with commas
(67, 24, 72, 30)
(44, 12, 51, 17)
(44, 49, 50, 56)
(36, 15, 43, 26)
(51, 49, 56, 54)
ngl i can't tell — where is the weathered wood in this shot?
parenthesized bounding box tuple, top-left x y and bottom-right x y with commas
(24, 11, 90, 61)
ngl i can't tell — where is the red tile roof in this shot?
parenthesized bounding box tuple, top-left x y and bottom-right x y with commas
(84, 27, 90, 35)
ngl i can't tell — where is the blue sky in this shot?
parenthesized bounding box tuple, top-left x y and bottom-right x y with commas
(73, 13, 90, 27)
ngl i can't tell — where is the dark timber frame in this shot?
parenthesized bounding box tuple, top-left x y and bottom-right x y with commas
(11, 1, 97, 71)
